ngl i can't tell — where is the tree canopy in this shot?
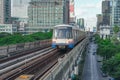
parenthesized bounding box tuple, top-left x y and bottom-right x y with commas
(102, 54, 120, 80)
(113, 25, 119, 34)
(0, 31, 53, 46)
(94, 34, 120, 79)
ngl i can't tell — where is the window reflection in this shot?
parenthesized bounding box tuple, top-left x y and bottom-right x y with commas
(54, 28, 72, 39)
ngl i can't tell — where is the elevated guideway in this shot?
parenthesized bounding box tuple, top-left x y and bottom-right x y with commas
(40, 37, 89, 80)
(0, 40, 51, 63)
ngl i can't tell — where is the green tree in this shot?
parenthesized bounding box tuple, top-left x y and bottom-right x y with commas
(0, 32, 11, 38)
(113, 25, 119, 34)
(95, 34, 120, 80)
(102, 53, 120, 80)
(112, 25, 119, 44)
(0, 31, 53, 46)
(97, 42, 117, 60)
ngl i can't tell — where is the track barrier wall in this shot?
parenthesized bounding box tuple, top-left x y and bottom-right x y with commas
(0, 40, 51, 56)
(40, 38, 89, 80)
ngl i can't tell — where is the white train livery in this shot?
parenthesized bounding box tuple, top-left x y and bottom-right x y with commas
(52, 24, 86, 49)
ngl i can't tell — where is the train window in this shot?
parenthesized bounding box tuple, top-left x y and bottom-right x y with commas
(54, 28, 72, 39)
(66, 30, 72, 39)
(72, 30, 75, 39)
(58, 29, 66, 38)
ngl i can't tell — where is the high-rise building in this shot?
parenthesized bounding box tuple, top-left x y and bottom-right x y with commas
(96, 14, 103, 31)
(12, 0, 30, 6)
(12, 0, 29, 18)
(0, 0, 11, 24)
(102, 0, 111, 25)
(111, 0, 120, 27)
(27, 0, 69, 33)
(77, 18, 84, 30)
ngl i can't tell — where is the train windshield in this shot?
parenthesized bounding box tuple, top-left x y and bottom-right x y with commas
(54, 28, 72, 39)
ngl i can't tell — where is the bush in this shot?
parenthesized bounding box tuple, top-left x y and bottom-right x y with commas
(0, 31, 53, 46)
(0, 32, 11, 38)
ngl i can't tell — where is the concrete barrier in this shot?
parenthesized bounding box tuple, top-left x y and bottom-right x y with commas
(8, 45, 17, 52)
(0, 46, 7, 55)
(40, 38, 89, 80)
(0, 40, 51, 56)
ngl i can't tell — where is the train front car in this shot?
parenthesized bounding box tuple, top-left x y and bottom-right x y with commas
(52, 25, 74, 49)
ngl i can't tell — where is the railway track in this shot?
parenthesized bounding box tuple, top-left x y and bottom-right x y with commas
(0, 48, 70, 80)
(0, 47, 56, 79)
(0, 47, 53, 70)
(0, 39, 83, 80)
(27, 50, 67, 80)
(0, 45, 50, 63)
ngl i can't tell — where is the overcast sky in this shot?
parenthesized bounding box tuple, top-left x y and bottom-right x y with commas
(75, 0, 102, 30)
(12, 0, 102, 30)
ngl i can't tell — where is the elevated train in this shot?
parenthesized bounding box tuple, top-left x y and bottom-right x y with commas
(52, 24, 86, 49)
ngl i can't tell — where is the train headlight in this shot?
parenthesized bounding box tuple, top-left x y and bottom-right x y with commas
(52, 39, 56, 43)
(67, 40, 73, 44)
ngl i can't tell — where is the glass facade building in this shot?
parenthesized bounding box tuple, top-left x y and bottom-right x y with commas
(102, 0, 111, 25)
(0, 24, 17, 34)
(96, 14, 103, 31)
(77, 18, 84, 30)
(27, 0, 69, 33)
(0, 0, 11, 24)
(111, 0, 120, 27)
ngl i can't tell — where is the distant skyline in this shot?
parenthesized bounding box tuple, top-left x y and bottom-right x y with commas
(75, 0, 102, 31)
(12, 0, 102, 31)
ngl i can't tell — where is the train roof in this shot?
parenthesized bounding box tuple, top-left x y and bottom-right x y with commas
(54, 24, 79, 29)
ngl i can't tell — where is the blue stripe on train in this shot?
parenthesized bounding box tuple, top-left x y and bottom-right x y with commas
(52, 43, 56, 48)
(52, 43, 74, 48)
(68, 44, 74, 48)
